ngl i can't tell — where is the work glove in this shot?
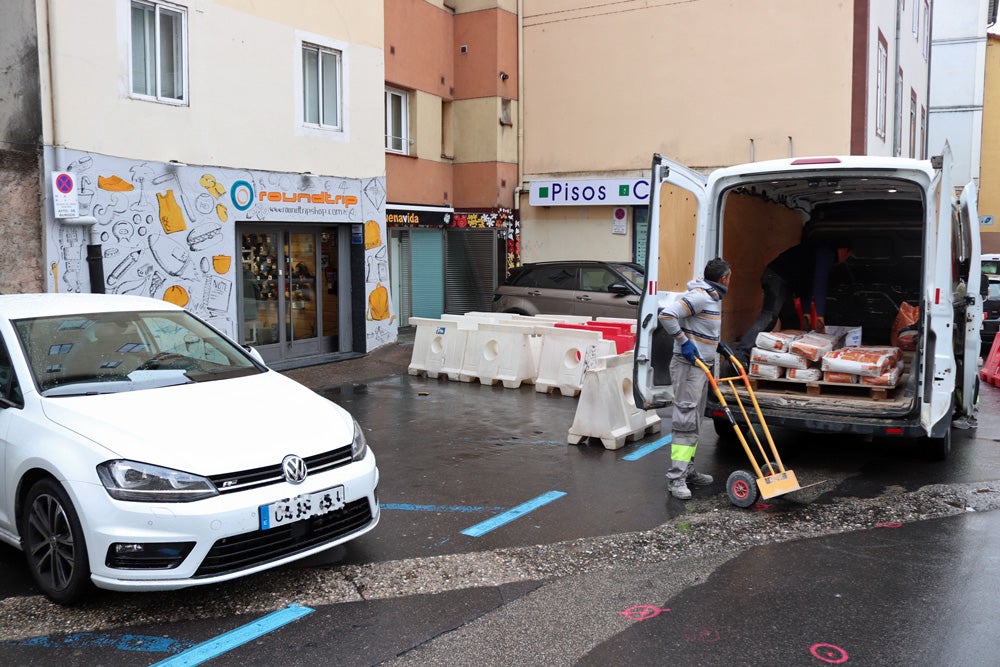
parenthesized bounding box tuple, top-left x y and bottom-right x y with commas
(680, 339, 700, 363)
(814, 316, 826, 334)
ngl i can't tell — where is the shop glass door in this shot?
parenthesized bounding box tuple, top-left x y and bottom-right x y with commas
(240, 227, 342, 361)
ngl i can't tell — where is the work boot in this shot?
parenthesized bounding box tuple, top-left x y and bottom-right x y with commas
(668, 478, 691, 500)
(687, 470, 714, 487)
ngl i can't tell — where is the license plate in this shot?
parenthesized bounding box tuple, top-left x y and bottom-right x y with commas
(259, 486, 345, 530)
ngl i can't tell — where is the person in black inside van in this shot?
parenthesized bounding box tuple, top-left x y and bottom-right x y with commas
(736, 239, 852, 357)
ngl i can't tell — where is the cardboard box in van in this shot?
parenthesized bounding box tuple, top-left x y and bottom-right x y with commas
(634, 145, 982, 459)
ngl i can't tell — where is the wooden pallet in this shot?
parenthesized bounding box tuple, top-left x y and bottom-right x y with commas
(746, 374, 907, 401)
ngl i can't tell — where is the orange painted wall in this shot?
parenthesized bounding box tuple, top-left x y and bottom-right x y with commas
(454, 9, 518, 100)
(385, 0, 454, 97)
(386, 153, 454, 205)
(454, 161, 518, 209)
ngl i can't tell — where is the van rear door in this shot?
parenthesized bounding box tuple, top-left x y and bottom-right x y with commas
(922, 144, 959, 438)
(634, 154, 709, 409)
(957, 180, 983, 416)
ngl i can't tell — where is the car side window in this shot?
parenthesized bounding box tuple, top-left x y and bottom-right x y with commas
(580, 267, 617, 292)
(0, 337, 23, 406)
(524, 265, 577, 290)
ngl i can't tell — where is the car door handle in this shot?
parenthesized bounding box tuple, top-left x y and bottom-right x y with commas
(576, 295, 592, 302)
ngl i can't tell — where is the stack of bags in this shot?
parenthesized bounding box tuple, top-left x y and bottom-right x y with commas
(748, 330, 904, 387)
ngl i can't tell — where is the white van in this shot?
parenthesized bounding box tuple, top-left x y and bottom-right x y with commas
(633, 144, 982, 459)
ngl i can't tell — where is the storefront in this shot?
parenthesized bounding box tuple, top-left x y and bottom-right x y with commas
(45, 149, 394, 366)
(386, 204, 514, 326)
(524, 176, 650, 264)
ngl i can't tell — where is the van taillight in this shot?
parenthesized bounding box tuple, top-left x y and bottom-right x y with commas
(790, 157, 842, 165)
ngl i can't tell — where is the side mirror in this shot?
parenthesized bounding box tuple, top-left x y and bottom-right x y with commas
(243, 345, 266, 365)
(609, 283, 631, 296)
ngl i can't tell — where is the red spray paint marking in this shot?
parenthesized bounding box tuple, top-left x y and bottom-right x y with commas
(618, 605, 670, 622)
(875, 521, 903, 528)
(810, 643, 849, 663)
(683, 627, 721, 643)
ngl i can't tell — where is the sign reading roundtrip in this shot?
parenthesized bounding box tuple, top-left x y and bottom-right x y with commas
(529, 178, 650, 206)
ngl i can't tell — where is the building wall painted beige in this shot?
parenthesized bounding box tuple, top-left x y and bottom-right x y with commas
(520, 0, 855, 178)
(520, 206, 634, 262)
(453, 97, 516, 163)
(980, 34, 1000, 254)
(412, 90, 445, 161)
(452, 0, 517, 15)
(39, 0, 384, 177)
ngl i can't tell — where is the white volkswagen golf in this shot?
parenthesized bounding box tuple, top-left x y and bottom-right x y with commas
(0, 293, 379, 603)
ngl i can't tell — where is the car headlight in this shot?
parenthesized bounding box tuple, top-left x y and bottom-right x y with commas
(96, 460, 219, 502)
(351, 420, 368, 461)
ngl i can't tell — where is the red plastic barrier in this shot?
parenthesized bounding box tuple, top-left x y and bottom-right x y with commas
(554, 322, 636, 354)
(981, 331, 1000, 388)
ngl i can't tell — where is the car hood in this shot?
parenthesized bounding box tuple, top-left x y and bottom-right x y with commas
(38, 371, 356, 475)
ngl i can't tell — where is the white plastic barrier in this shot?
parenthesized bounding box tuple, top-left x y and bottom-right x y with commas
(567, 352, 662, 449)
(513, 313, 593, 324)
(408, 317, 464, 379)
(462, 322, 540, 388)
(534, 326, 616, 397)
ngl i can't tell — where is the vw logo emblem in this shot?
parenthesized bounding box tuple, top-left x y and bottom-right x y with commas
(282, 455, 308, 484)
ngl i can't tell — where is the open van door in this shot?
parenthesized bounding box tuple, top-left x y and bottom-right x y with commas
(921, 143, 962, 451)
(957, 180, 983, 418)
(633, 154, 709, 409)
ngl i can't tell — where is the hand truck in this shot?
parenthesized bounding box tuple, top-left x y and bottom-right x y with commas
(693, 343, 822, 508)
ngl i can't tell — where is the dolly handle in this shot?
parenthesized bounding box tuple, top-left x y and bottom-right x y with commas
(717, 342, 736, 359)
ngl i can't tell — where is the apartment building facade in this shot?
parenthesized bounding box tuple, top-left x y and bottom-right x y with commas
(980, 32, 1000, 254)
(0, 0, 391, 366)
(384, 0, 518, 326)
(517, 0, 931, 269)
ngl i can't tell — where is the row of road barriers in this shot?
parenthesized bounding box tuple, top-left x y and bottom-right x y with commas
(407, 313, 662, 449)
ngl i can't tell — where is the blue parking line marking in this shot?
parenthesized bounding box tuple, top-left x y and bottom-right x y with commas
(622, 434, 672, 461)
(382, 503, 507, 513)
(461, 490, 566, 537)
(5, 632, 194, 654)
(151, 604, 314, 667)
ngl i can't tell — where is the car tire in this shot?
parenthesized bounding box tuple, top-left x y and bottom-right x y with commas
(22, 477, 92, 604)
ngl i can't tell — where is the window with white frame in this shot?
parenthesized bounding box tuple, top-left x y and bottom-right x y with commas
(302, 43, 342, 129)
(130, 0, 187, 103)
(912, 0, 919, 36)
(920, 106, 926, 159)
(876, 32, 888, 140)
(909, 90, 917, 157)
(385, 87, 409, 153)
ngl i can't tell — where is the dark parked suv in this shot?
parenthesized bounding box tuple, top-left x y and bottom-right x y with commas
(984, 278, 1000, 356)
(492, 261, 644, 318)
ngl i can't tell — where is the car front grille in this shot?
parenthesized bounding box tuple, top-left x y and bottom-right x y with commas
(193, 497, 373, 578)
(207, 445, 354, 494)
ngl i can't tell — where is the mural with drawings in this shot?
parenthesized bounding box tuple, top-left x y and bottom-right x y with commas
(47, 149, 395, 348)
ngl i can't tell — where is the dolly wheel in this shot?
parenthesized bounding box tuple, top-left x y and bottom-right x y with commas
(726, 469, 760, 508)
(760, 461, 780, 477)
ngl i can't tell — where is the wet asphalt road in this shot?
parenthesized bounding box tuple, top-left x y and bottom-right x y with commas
(2, 365, 1000, 666)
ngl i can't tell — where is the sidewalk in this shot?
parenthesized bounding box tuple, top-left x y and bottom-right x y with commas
(280, 327, 415, 391)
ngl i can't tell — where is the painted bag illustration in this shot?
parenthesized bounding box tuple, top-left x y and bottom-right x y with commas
(367, 282, 390, 321)
(364, 220, 382, 250)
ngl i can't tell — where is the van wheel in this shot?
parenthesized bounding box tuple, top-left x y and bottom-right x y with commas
(925, 429, 952, 461)
(21, 478, 91, 604)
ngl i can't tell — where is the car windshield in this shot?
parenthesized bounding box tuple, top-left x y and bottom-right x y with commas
(611, 263, 644, 289)
(15, 310, 263, 397)
(989, 281, 1000, 300)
